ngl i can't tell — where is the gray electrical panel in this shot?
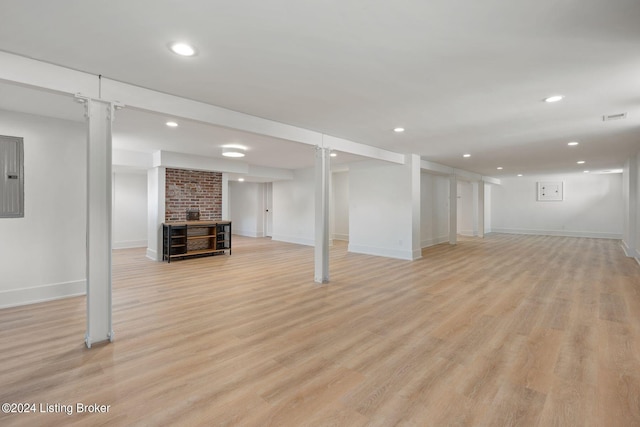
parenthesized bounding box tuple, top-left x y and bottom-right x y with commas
(0, 135, 24, 218)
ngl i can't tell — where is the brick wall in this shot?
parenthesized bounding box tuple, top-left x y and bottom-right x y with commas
(165, 168, 223, 221)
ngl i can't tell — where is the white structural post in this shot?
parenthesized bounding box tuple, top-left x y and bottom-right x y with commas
(449, 174, 458, 244)
(84, 98, 114, 348)
(222, 173, 230, 220)
(315, 146, 330, 283)
(623, 156, 637, 257)
(477, 181, 485, 238)
(410, 154, 422, 259)
(146, 166, 166, 261)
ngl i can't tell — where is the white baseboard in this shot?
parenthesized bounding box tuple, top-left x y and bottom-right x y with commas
(348, 243, 421, 260)
(421, 235, 449, 248)
(271, 234, 314, 247)
(113, 239, 147, 249)
(0, 280, 86, 309)
(634, 248, 640, 266)
(492, 228, 622, 239)
(146, 248, 159, 261)
(332, 233, 349, 241)
(458, 229, 475, 237)
(233, 229, 266, 238)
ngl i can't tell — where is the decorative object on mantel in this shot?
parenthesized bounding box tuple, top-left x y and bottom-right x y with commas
(186, 208, 200, 221)
(537, 181, 563, 201)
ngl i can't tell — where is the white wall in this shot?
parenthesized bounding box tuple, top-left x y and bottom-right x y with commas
(113, 171, 148, 249)
(272, 168, 315, 246)
(229, 181, 266, 237)
(636, 154, 640, 257)
(492, 172, 623, 238)
(349, 160, 417, 259)
(0, 109, 86, 308)
(331, 171, 349, 241)
(420, 173, 449, 247)
(622, 154, 640, 260)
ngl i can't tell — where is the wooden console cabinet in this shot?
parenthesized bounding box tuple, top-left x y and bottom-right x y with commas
(163, 221, 231, 263)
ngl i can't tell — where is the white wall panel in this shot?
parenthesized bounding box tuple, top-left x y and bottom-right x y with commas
(0, 109, 86, 307)
(492, 172, 623, 238)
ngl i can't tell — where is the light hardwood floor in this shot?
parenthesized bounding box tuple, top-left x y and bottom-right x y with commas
(1, 234, 639, 426)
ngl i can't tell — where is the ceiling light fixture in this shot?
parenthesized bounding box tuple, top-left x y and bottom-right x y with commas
(584, 171, 590, 173)
(222, 145, 246, 158)
(393, 127, 405, 133)
(544, 95, 564, 103)
(330, 152, 337, 157)
(568, 141, 579, 146)
(577, 160, 585, 164)
(238, 178, 245, 182)
(170, 42, 196, 57)
(166, 121, 178, 127)
(463, 154, 471, 158)
(517, 174, 523, 177)
(497, 167, 503, 170)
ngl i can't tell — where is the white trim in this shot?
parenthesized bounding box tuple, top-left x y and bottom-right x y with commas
(146, 248, 159, 261)
(348, 243, 421, 261)
(271, 234, 315, 246)
(0, 280, 86, 309)
(492, 228, 622, 239)
(332, 233, 349, 241)
(233, 229, 266, 238)
(113, 240, 148, 249)
(421, 236, 449, 248)
(458, 229, 475, 237)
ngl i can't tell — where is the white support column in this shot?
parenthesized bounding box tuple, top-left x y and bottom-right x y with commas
(315, 147, 330, 283)
(472, 182, 479, 236)
(449, 174, 458, 244)
(477, 181, 485, 238)
(146, 166, 166, 261)
(622, 156, 637, 257)
(84, 98, 114, 348)
(222, 172, 230, 220)
(410, 154, 422, 259)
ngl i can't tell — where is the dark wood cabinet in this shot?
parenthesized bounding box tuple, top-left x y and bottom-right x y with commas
(163, 221, 232, 262)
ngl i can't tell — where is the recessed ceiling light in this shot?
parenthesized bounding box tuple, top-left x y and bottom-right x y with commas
(497, 167, 503, 170)
(238, 178, 245, 182)
(517, 174, 523, 177)
(170, 42, 196, 57)
(568, 141, 579, 146)
(583, 170, 590, 173)
(463, 154, 471, 158)
(166, 121, 178, 127)
(544, 95, 564, 103)
(577, 160, 585, 164)
(222, 145, 247, 158)
(393, 127, 405, 133)
(330, 152, 337, 157)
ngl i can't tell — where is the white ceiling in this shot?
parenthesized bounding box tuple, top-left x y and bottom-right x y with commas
(1, 0, 639, 177)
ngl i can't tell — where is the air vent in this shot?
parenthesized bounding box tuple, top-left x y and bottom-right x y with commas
(602, 113, 627, 121)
